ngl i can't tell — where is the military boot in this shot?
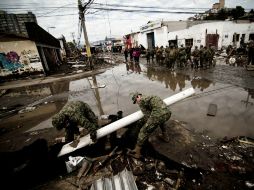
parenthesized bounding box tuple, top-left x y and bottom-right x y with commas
(128, 144, 142, 159)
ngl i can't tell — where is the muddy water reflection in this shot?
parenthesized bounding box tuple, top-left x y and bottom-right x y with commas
(2, 63, 253, 139)
(147, 67, 214, 92)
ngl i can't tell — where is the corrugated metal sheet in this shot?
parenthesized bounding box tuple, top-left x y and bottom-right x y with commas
(90, 168, 138, 190)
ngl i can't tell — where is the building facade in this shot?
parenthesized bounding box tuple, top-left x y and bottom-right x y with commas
(0, 22, 62, 77)
(125, 20, 254, 50)
(168, 21, 254, 49)
(0, 10, 37, 36)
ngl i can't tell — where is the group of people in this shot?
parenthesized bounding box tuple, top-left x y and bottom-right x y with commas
(144, 44, 215, 70)
(123, 46, 142, 73)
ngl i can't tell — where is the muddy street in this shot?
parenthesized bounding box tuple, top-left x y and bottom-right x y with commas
(0, 55, 254, 189)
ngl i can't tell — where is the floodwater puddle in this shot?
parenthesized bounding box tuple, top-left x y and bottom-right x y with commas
(1, 63, 254, 138)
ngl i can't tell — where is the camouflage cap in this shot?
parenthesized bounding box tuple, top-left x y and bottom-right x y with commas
(52, 114, 66, 130)
(131, 92, 139, 104)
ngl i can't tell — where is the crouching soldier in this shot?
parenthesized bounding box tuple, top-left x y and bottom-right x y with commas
(52, 101, 99, 147)
(129, 92, 171, 158)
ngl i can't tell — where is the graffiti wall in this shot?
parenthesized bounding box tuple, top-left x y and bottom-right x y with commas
(0, 40, 44, 76)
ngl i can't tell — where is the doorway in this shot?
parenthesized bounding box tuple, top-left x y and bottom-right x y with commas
(147, 32, 155, 49)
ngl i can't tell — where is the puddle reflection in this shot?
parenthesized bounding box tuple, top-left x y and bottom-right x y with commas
(146, 67, 214, 91)
(1, 63, 254, 138)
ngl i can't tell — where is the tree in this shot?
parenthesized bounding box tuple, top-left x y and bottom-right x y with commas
(218, 8, 228, 20)
(231, 6, 245, 20)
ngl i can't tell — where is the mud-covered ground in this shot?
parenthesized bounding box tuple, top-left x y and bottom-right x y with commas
(0, 53, 253, 189)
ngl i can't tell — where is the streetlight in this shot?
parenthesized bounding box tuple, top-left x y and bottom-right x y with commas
(47, 26, 56, 33)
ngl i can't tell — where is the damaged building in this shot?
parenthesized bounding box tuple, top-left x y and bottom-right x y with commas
(0, 11, 63, 78)
(0, 24, 62, 77)
(125, 20, 254, 50)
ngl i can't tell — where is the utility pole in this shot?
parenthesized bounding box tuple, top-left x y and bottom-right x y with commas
(78, 0, 93, 70)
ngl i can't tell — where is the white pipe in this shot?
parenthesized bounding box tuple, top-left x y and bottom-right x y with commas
(58, 87, 195, 157)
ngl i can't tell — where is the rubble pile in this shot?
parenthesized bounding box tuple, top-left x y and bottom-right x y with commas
(58, 121, 254, 190)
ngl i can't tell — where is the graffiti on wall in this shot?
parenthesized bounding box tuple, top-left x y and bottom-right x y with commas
(0, 51, 23, 71)
(0, 49, 43, 76)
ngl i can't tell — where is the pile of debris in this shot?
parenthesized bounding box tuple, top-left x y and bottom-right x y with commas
(58, 120, 254, 190)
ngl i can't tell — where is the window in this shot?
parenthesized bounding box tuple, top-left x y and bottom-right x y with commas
(236, 34, 240, 41)
(185, 38, 193, 47)
(232, 33, 240, 42)
(249, 34, 254, 41)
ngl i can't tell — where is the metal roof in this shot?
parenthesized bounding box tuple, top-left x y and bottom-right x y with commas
(90, 168, 138, 190)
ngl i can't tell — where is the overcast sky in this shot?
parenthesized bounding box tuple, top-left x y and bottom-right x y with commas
(1, 0, 253, 43)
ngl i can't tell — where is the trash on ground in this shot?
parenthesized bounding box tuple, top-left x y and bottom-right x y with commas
(18, 106, 36, 113)
(65, 156, 85, 173)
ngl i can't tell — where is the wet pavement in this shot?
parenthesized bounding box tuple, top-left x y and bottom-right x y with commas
(0, 55, 254, 190)
(0, 56, 254, 151)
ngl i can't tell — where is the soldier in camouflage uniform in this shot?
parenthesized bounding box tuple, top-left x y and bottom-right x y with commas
(199, 45, 205, 69)
(203, 46, 209, 69)
(165, 46, 170, 68)
(178, 45, 186, 69)
(129, 92, 171, 158)
(155, 46, 160, 64)
(52, 101, 99, 144)
(168, 43, 177, 70)
(150, 47, 155, 63)
(207, 45, 215, 68)
(145, 48, 151, 64)
(192, 46, 200, 69)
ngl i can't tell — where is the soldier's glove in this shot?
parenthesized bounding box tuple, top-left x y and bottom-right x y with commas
(90, 131, 97, 143)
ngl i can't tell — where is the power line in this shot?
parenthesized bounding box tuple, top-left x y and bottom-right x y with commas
(37, 13, 77, 17)
(1, 3, 251, 12)
(92, 3, 211, 10)
(37, 3, 75, 17)
(90, 7, 201, 14)
(36, 8, 202, 18)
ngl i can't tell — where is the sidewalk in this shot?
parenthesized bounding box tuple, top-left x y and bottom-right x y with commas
(0, 68, 106, 90)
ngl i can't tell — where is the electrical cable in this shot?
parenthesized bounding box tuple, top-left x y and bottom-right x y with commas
(37, 3, 74, 17)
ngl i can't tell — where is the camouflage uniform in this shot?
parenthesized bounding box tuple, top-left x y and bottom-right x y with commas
(168, 46, 177, 69)
(178, 46, 186, 69)
(165, 46, 170, 68)
(207, 46, 215, 68)
(192, 47, 200, 69)
(136, 95, 171, 146)
(52, 101, 98, 142)
(145, 49, 151, 64)
(203, 47, 209, 69)
(199, 46, 205, 68)
(150, 48, 155, 63)
(155, 47, 160, 63)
